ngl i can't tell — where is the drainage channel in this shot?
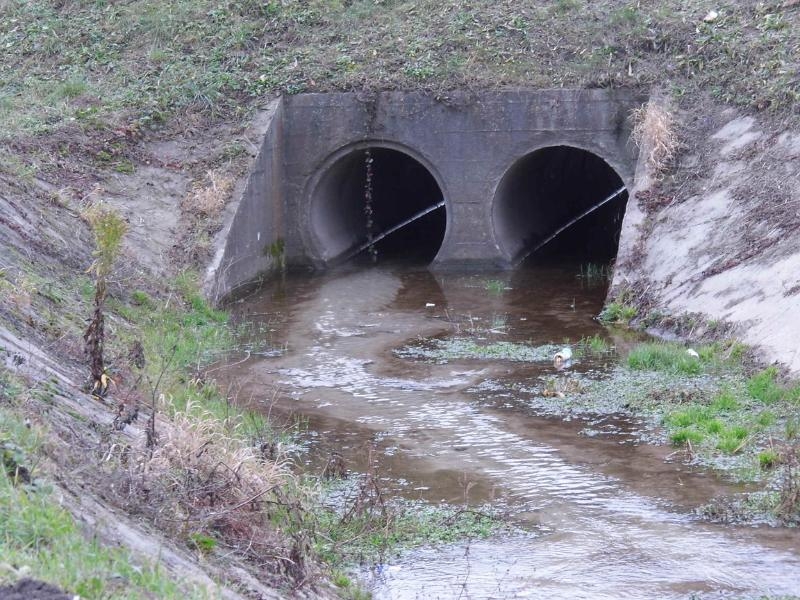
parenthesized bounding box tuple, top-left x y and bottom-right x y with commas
(220, 266, 800, 599)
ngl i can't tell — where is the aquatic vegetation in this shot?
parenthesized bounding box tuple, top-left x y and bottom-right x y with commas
(577, 263, 611, 283)
(395, 338, 560, 363)
(310, 476, 506, 569)
(483, 279, 507, 295)
(578, 333, 612, 355)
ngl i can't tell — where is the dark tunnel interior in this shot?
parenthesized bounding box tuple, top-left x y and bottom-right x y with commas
(310, 147, 446, 265)
(493, 145, 628, 267)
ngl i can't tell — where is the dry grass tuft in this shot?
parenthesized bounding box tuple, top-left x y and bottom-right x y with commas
(631, 102, 680, 178)
(182, 170, 234, 219)
(107, 399, 306, 580)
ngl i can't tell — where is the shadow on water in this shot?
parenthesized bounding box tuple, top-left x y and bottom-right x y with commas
(221, 262, 800, 600)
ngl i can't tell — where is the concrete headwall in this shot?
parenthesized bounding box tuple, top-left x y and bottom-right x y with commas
(283, 90, 642, 267)
(211, 90, 644, 298)
(206, 99, 284, 302)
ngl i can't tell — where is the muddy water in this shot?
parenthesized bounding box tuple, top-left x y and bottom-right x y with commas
(223, 266, 800, 599)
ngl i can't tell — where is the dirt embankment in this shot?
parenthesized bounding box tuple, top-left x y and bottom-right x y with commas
(0, 111, 339, 598)
(613, 102, 800, 374)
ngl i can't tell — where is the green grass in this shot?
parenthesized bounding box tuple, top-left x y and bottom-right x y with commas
(747, 367, 785, 404)
(758, 449, 780, 469)
(578, 334, 611, 355)
(627, 342, 703, 375)
(598, 302, 637, 325)
(669, 428, 705, 446)
(0, 407, 204, 598)
(716, 426, 748, 454)
(1, 0, 797, 137)
(483, 279, 506, 295)
(710, 388, 740, 412)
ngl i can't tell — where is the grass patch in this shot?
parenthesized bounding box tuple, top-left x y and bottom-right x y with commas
(669, 428, 704, 446)
(2, 0, 798, 137)
(598, 302, 637, 325)
(747, 366, 784, 404)
(710, 388, 740, 412)
(758, 449, 780, 469)
(627, 342, 703, 375)
(483, 279, 506, 295)
(716, 425, 749, 454)
(311, 487, 503, 568)
(578, 334, 611, 355)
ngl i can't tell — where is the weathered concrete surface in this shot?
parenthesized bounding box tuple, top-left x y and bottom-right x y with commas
(285, 90, 641, 267)
(613, 107, 800, 373)
(206, 99, 284, 301)
(212, 90, 643, 298)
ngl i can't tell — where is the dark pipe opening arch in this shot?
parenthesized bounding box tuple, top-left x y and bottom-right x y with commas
(492, 145, 629, 265)
(309, 146, 447, 265)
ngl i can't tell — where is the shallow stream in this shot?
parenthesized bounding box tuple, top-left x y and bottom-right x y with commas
(221, 266, 800, 599)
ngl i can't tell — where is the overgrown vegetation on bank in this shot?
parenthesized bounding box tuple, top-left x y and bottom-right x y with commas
(554, 339, 800, 524)
(1, 0, 798, 142)
(1, 247, 503, 596)
(0, 396, 203, 599)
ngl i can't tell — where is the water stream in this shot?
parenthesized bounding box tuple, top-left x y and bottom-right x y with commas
(222, 266, 800, 599)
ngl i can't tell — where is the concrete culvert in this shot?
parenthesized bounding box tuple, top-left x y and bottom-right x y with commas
(492, 145, 629, 265)
(310, 147, 446, 265)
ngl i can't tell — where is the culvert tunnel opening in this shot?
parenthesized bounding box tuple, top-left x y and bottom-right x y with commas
(310, 147, 446, 266)
(493, 145, 629, 269)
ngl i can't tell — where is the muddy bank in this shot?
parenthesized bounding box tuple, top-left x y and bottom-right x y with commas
(614, 104, 800, 374)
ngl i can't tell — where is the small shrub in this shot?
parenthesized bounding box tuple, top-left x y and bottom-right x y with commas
(332, 571, 352, 588)
(631, 101, 679, 178)
(82, 204, 128, 387)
